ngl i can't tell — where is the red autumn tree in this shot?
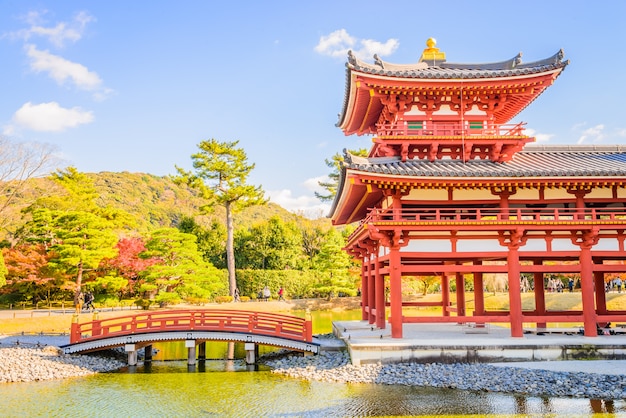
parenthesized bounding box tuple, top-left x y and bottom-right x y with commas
(99, 238, 158, 296)
(2, 244, 65, 303)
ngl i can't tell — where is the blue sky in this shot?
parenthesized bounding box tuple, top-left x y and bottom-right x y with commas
(1, 1, 625, 218)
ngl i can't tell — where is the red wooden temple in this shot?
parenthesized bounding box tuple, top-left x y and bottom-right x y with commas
(330, 38, 626, 338)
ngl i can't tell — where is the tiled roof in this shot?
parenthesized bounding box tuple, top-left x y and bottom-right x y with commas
(348, 49, 569, 79)
(344, 146, 626, 178)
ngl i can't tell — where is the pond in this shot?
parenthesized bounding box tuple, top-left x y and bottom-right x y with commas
(0, 309, 623, 416)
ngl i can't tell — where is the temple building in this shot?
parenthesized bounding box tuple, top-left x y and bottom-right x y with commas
(330, 38, 626, 338)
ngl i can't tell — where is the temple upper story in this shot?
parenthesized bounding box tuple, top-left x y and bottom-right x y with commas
(336, 39, 569, 163)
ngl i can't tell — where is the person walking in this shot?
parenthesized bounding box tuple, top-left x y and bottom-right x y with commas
(263, 285, 271, 301)
(278, 287, 285, 301)
(83, 291, 94, 311)
(74, 289, 84, 314)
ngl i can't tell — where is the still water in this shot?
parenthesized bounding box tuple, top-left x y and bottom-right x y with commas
(0, 309, 624, 417)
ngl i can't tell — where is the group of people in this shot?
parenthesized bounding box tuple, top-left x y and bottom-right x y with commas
(255, 286, 285, 302)
(234, 285, 286, 302)
(607, 276, 623, 293)
(73, 290, 95, 313)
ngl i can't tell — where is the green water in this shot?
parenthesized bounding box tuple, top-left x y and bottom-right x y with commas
(0, 309, 623, 416)
(1, 364, 621, 417)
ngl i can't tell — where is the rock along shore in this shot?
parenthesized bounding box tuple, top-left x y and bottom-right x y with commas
(0, 343, 125, 383)
(263, 350, 626, 400)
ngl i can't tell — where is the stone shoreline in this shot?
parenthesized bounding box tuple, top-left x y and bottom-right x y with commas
(263, 350, 626, 400)
(0, 345, 125, 383)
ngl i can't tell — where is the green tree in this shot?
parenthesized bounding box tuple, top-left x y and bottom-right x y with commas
(49, 211, 119, 291)
(0, 248, 7, 287)
(312, 228, 356, 297)
(140, 227, 224, 302)
(300, 221, 327, 269)
(235, 216, 303, 270)
(20, 167, 134, 296)
(316, 148, 368, 202)
(175, 139, 266, 297)
(178, 216, 227, 269)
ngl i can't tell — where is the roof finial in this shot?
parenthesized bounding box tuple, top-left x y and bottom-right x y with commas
(419, 37, 446, 64)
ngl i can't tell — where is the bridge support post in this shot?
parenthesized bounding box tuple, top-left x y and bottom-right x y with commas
(245, 343, 258, 365)
(125, 344, 138, 366)
(144, 344, 152, 362)
(198, 342, 206, 361)
(185, 340, 196, 366)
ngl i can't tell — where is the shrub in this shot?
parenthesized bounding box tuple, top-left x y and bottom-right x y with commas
(155, 292, 182, 307)
(215, 295, 233, 304)
(185, 297, 209, 306)
(134, 299, 152, 310)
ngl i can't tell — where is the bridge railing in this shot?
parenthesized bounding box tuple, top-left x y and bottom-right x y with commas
(70, 309, 313, 344)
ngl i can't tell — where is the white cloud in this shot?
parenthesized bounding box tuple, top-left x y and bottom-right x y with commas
(26, 44, 103, 91)
(577, 124, 605, 144)
(266, 176, 334, 219)
(524, 128, 553, 143)
(315, 29, 399, 61)
(10, 10, 94, 48)
(267, 189, 330, 219)
(12, 102, 94, 132)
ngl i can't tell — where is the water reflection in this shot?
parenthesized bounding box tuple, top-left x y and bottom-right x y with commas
(0, 360, 624, 416)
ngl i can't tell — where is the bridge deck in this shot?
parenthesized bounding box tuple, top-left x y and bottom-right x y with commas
(64, 309, 318, 355)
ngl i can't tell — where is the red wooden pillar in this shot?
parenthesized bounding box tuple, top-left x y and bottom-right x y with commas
(389, 246, 403, 338)
(507, 246, 524, 337)
(361, 259, 368, 321)
(375, 254, 386, 329)
(533, 260, 546, 328)
(579, 235, 598, 336)
(367, 256, 376, 324)
(455, 272, 466, 317)
(441, 273, 450, 317)
(594, 270, 607, 316)
(473, 264, 485, 317)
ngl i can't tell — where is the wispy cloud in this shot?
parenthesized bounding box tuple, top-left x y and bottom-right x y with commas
(7, 10, 94, 48)
(267, 176, 332, 219)
(524, 128, 553, 143)
(577, 124, 605, 144)
(314, 29, 399, 61)
(10, 102, 94, 133)
(26, 44, 104, 92)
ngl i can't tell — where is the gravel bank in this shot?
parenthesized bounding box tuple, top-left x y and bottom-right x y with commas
(263, 351, 626, 400)
(0, 335, 125, 383)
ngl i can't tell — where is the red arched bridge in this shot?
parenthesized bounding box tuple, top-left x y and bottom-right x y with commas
(61, 309, 319, 365)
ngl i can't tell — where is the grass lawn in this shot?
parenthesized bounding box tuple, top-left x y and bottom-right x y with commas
(2, 292, 626, 335)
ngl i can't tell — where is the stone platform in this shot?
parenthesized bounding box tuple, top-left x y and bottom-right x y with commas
(333, 321, 626, 366)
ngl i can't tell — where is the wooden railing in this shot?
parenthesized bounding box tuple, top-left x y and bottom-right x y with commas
(375, 122, 526, 137)
(367, 207, 626, 223)
(349, 207, 626, 241)
(70, 309, 313, 344)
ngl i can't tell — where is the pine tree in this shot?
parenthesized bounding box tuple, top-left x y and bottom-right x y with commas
(175, 139, 266, 297)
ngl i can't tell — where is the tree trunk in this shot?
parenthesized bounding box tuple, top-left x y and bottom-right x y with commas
(225, 201, 236, 296)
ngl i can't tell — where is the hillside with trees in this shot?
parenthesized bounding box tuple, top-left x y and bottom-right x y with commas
(0, 168, 357, 309)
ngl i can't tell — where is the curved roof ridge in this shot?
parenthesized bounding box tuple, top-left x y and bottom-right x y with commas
(346, 49, 568, 76)
(441, 52, 522, 71)
(523, 145, 626, 153)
